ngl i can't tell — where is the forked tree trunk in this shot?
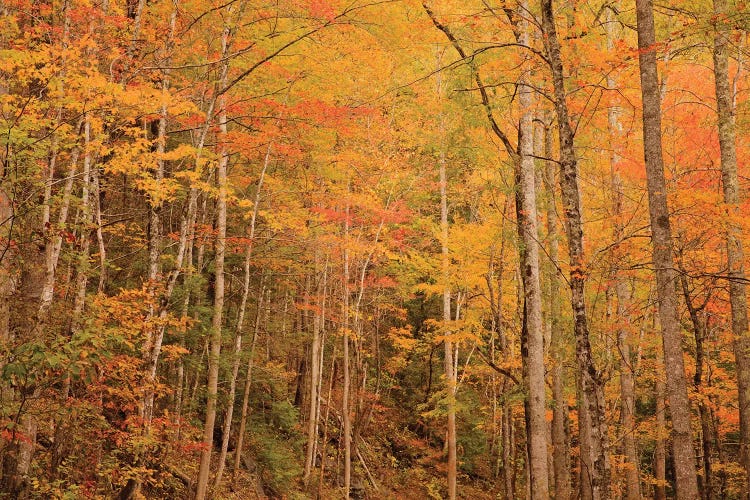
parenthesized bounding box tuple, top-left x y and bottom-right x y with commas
(678, 267, 714, 499)
(635, 0, 700, 496)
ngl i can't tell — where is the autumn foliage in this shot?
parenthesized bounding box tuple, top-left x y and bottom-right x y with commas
(0, 0, 749, 498)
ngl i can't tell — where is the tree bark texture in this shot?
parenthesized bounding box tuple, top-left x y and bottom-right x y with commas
(540, 0, 610, 497)
(514, 2, 550, 497)
(712, 0, 750, 494)
(635, 0, 700, 496)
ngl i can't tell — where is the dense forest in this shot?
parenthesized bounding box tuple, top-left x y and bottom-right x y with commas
(1, 0, 750, 498)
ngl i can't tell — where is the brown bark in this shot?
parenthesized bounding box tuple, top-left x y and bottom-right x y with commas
(635, 0, 700, 496)
(712, 0, 750, 494)
(540, 0, 610, 497)
(678, 267, 714, 499)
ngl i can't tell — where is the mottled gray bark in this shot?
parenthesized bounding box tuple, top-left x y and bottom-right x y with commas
(516, 2, 549, 496)
(540, 0, 610, 496)
(635, 0, 699, 496)
(712, 0, 750, 494)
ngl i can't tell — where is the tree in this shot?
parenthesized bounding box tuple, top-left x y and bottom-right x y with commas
(540, 0, 610, 496)
(712, 0, 750, 493)
(634, 0, 700, 496)
(604, 3, 640, 497)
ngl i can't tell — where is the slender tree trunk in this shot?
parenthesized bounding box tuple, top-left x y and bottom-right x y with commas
(543, 120, 570, 500)
(40, 145, 79, 315)
(615, 277, 640, 499)
(502, 402, 514, 497)
(304, 253, 324, 484)
(678, 268, 713, 500)
(540, 1, 610, 496)
(195, 23, 231, 499)
(635, 0, 700, 496)
(655, 366, 667, 500)
(319, 347, 337, 497)
(440, 144, 458, 500)
(39, 3, 74, 317)
(91, 165, 106, 292)
(142, 0, 214, 431)
(712, 0, 750, 494)
(513, 3, 549, 497)
(578, 376, 593, 500)
(216, 92, 274, 490)
(604, 5, 640, 497)
(145, 1, 177, 285)
(436, 54, 458, 500)
(232, 281, 265, 484)
(71, 114, 93, 335)
(342, 189, 352, 499)
(213, 318, 243, 492)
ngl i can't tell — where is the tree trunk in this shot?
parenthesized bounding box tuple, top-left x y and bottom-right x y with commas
(440, 145, 458, 500)
(540, 0, 610, 496)
(219, 105, 274, 489)
(678, 268, 713, 500)
(232, 280, 265, 484)
(436, 54, 458, 500)
(712, 0, 750, 494)
(195, 23, 231, 499)
(604, 4, 641, 497)
(655, 367, 667, 500)
(514, 2, 549, 497)
(304, 254, 324, 484)
(578, 376, 593, 500)
(342, 190, 352, 499)
(634, 0, 700, 496)
(543, 119, 570, 500)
